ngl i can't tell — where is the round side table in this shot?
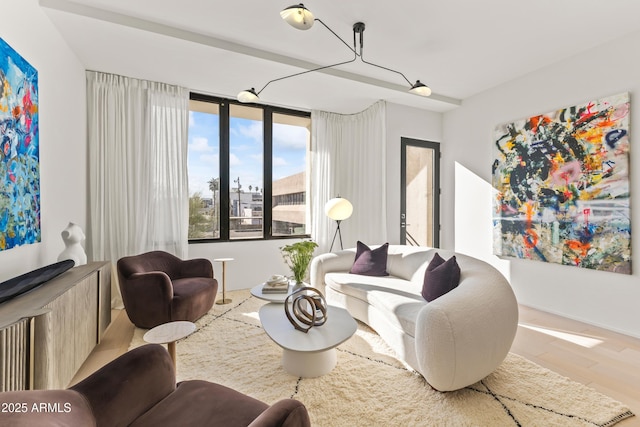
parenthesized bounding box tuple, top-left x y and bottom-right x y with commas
(143, 321, 196, 369)
(214, 258, 234, 305)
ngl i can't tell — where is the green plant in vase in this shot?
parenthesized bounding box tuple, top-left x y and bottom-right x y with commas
(281, 240, 319, 287)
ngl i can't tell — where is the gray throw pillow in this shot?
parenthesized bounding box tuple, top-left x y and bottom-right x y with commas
(422, 252, 460, 302)
(349, 241, 390, 276)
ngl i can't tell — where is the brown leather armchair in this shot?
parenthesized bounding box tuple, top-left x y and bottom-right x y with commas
(0, 344, 311, 427)
(117, 251, 218, 328)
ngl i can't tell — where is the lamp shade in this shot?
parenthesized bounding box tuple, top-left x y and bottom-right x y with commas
(325, 197, 353, 221)
(409, 80, 432, 97)
(280, 4, 315, 30)
(237, 88, 259, 103)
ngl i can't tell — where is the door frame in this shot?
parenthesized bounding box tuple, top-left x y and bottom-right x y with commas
(400, 137, 441, 247)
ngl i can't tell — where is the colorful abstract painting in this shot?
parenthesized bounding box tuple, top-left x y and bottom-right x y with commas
(492, 93, 631, 274)
(0, 38, 40, 251)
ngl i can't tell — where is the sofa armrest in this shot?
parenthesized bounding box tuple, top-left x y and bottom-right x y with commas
(248, 399, 311, 427)
(415, 263, 519, 391)
(125, 271, 174, 299)
(177, 258, 214, 279)
(70, 344, 176, 427)
(310, 249, 356, 292)
(119, 272, 173, 327)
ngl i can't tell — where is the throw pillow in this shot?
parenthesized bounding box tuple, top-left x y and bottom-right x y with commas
(349, 241, 390, 276)
(421, 252, 460, 302)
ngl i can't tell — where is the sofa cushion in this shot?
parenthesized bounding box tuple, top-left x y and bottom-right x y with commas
(171, 277, 217, 322)
(325, 272, 424, 335)
(421, 253, 460, 302)
(349, 242, 389, 276)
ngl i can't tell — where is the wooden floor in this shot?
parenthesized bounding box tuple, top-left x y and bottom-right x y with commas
(71, 304, 640, 426)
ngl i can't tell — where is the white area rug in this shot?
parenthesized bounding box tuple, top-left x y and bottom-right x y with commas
(129, 290, 634, 427)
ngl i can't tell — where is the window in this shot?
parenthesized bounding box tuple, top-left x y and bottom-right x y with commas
(188, 94, 310, 241)
(188, 101, 220, 239)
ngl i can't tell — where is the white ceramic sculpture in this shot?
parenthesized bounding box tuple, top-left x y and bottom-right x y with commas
(57, 222, 87, 266)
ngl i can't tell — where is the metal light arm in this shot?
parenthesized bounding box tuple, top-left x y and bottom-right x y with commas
(255, 17, 359, 96)
(315, 18, 359, 56)
(353, 22, 413, 87)
(256, 53, 356, 96)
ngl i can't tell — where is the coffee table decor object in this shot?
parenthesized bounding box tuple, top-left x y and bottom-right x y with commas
(250, 282, 292, 303)
(262, 275, 289, 294)
(284, 287, 328, 333)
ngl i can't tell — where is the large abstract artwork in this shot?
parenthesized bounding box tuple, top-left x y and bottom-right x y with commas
(0, 38, 40, 251)
(492, 93, 631, 274)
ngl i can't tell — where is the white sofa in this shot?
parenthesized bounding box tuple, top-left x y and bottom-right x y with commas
(310, 245, 519, 391)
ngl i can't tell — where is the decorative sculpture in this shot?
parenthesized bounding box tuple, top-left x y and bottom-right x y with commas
(57, 222, 87, 266)
(284, 287, 328, 333)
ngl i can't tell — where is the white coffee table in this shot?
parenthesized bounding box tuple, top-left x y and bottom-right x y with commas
(259, 303, 356, 377)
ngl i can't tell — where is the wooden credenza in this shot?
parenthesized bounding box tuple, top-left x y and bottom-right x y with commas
(0, 262, 111, 391)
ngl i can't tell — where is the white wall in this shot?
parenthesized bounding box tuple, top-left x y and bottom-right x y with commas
(0, 0, 87, 282)
(442, 30, 640, 338)
(385, 102, 443, 244)
(187, 239, 299, 291)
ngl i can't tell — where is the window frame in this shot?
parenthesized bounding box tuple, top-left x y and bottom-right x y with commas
(188, 92, 311, 243)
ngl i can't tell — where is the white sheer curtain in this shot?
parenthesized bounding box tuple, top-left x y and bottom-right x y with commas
(87, 71, 190, 267)
(311, 101, 387, 252)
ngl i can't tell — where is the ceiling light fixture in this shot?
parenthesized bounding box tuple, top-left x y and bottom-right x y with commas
(279, 3, 315, 30)
(237, 3, 431, 103)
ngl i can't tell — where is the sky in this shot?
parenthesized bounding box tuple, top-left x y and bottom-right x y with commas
(188, 110, 309, 198)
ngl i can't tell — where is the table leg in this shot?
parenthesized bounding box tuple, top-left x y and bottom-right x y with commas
(216, 260, 232, 305)
(167, 341, 177, 370)
(282, 348, 337, 378)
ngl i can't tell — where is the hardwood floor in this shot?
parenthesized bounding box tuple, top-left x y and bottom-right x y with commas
(68, 309, 134, 387)
(511, 306, 640, 426)
(71, 304, 640, 426)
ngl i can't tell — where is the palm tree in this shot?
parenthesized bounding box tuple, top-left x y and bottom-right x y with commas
(208, 177, 219, 193)
(208, 177, 220, 236)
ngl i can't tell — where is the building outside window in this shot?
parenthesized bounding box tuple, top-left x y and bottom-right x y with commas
(187, 94, 310, 241)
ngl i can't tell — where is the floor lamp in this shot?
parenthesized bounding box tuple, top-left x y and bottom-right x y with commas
(325, 197, 353, 251)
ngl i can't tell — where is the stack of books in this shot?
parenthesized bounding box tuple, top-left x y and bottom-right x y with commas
(262, 275, 289, 294)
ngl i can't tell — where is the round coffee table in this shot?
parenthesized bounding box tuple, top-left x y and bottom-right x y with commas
(250, 282, 295, 303)
(259, 303, 356, 377)
(143, 321, 196, 369)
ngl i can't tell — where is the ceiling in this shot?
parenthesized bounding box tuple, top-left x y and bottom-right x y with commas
(41, 0, 640, 114)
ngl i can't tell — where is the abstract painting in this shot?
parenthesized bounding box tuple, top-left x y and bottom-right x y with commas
(492, 93, 631, 274)
(0, 38, 40, 251)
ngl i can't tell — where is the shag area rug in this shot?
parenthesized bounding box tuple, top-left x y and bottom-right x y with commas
(129, 290, 634, 427)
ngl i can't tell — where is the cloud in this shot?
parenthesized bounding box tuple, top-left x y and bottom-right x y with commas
(200, 153, 218, 164)
(273, 123, 309, 150)
(230, 153, 241, 166)
(189, 136, 213, 152)
(238, 121, 263, 143)
(273, 157, 288, 166)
